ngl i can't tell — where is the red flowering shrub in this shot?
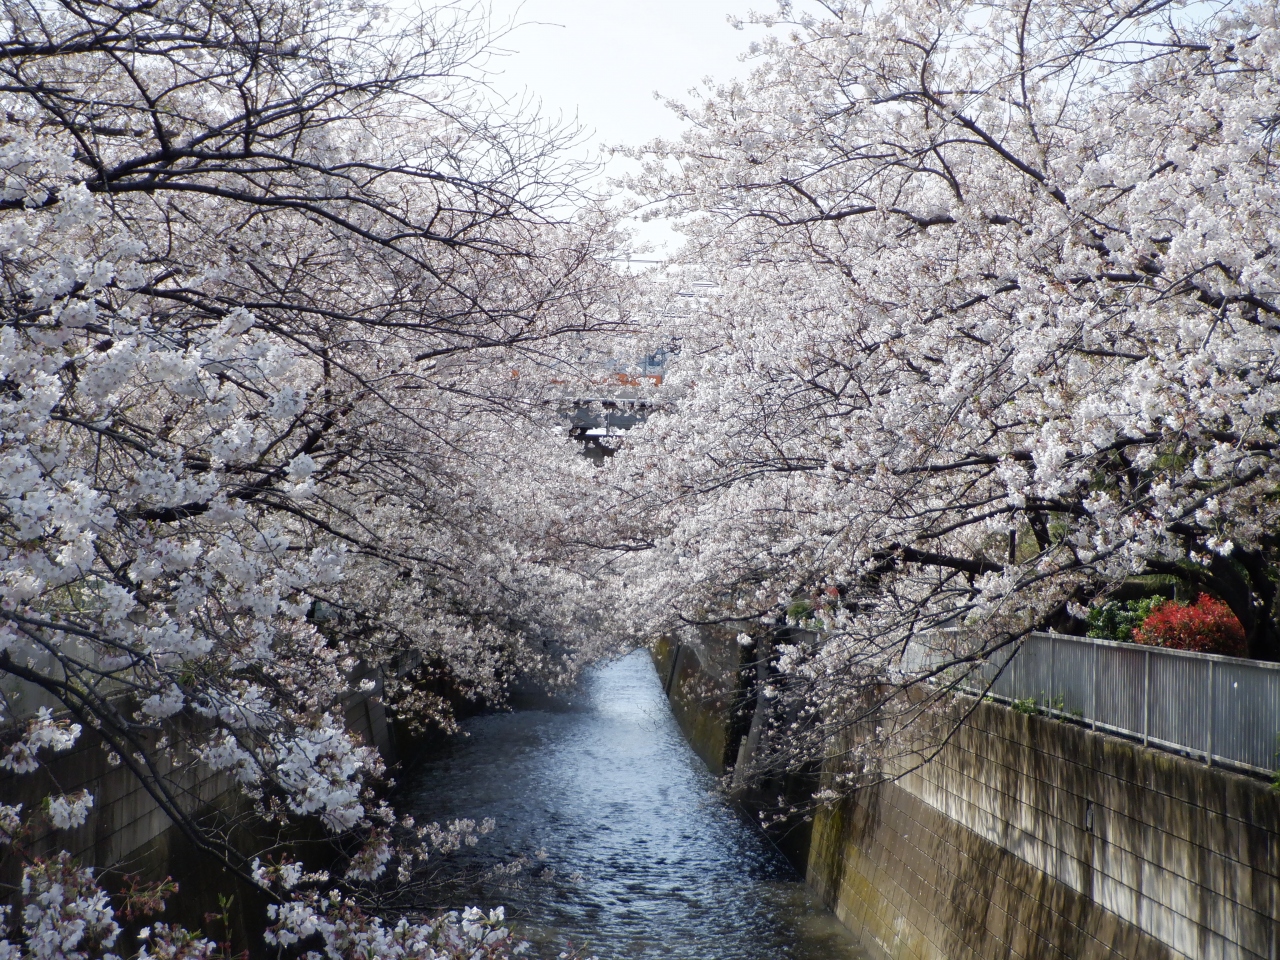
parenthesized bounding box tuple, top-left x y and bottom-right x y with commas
(1132, 596, 1247, 656)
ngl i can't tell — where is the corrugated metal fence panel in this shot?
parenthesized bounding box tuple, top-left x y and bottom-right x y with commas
(900, 634, 944, 676)
(1148, 652, 1211, 756)
(1094, 643, 1148, 736)
(1212, 658, 1280, 771)
(1051, 636, 1093, 717)
(2, 638, 95, 720)
(915, 629, 1280, 776)
(987, 644, 1018, 699)
(1018, 634, 1054, 702)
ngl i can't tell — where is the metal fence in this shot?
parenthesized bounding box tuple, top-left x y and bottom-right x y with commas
(917, 631, 1280, 777)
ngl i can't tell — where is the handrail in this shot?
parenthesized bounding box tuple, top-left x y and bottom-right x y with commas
(910, 630, 1280, 777)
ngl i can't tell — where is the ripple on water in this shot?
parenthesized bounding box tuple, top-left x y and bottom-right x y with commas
(401, 650, 867, 960)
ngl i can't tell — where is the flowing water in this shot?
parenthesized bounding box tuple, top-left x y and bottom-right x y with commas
(401, 650, 867, 960)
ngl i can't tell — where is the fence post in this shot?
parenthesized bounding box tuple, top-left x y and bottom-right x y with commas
(1091, 642, 1098, 731)
(1049, 633, 1056, 715)
(1143, 648, 1151, 748)
(1206, 659, 1214, 767)
(1011, 639, 1018, 697)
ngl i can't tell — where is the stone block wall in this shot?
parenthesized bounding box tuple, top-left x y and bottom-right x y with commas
(808, 702, 1280, 960)
(1, 674, 401, 881)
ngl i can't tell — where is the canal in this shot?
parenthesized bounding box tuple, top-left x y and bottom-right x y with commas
(401, 650, 866, 959)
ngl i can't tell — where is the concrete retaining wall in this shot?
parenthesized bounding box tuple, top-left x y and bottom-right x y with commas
(653, 634, 1280, 960)
(651, 633, 743, 775)
(0, 721, 267, 945)
(0, 664, 403, 883)
(809, 702, 1280, 960)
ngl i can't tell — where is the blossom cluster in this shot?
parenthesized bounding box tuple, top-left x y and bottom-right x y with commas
(0, 0, 632, 943)
(593, 0, 1280, 787)
(0, 815, 525, 960)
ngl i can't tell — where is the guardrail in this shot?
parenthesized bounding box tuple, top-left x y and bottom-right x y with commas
(912, 631, 1280, 777)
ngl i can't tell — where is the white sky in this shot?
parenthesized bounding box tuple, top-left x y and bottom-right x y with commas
(485, 1, 769, 150)
(482, 1, 785, 254)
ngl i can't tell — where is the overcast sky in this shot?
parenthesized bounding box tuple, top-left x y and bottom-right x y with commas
(481, 1, 783, 253)
(485, 0, 768, 152)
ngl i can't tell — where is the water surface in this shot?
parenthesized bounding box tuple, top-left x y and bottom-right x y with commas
(402, 651, 865, 959)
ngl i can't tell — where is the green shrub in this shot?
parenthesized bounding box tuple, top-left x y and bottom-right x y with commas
(1086, 597, 1160, 642)
(786, 599, 814, 622)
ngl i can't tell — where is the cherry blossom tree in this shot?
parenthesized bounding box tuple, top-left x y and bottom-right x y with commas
(611, 0, 1280, 789)
(11, 0, 1280, 941)
(0, 0, 630, 944)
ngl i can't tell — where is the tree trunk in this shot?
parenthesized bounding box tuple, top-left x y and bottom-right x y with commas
(1208, 551, 1280, 662)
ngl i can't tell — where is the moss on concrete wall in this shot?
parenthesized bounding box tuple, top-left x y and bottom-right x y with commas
(651, 634, 739, 775)
(807, 702, 1280, 960)
(652, 629, 1280, 960)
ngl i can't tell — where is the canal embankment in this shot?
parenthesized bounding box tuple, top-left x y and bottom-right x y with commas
(0, 660, 415, 951)
(655, 628, 1280, 960)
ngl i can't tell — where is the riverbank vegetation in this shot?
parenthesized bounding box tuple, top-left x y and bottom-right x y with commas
(4, 0, 1280, 956)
